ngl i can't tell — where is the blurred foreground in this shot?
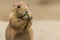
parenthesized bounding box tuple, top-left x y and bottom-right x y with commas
(1, 20, 60, 40)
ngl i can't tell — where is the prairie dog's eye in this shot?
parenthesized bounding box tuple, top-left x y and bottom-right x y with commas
(17, 6, 21, 8)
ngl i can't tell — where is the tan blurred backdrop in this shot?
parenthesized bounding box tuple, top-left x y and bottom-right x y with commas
(0, 0, 60, 21)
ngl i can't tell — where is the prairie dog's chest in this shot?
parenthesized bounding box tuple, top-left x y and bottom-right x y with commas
(14, 31, 30, 40)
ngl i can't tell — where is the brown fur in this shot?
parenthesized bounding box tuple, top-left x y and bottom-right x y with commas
(6, 1, 33, 40)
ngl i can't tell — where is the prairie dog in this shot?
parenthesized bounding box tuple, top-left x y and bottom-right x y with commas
(6, 1, 33, 40)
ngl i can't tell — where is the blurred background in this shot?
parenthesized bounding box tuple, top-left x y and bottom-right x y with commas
(1, 0, 60, 40)
(0, 0, 60, 21)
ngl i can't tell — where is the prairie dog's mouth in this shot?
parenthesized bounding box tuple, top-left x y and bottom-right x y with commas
(17, 10, 33, 20)
(22, 11, 33, 20)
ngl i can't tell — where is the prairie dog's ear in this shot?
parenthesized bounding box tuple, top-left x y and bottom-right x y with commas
(13, 3, 18, 7)
(13, 4, 15, 7)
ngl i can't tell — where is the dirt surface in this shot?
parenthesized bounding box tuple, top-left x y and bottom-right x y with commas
(1, 20, 60, 40)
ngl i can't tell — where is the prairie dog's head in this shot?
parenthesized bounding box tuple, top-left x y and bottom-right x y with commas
(13, 1, 33, 20)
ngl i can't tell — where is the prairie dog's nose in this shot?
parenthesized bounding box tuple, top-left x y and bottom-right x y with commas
(25, 11, 33, 20)
(25, 11, 28, 13)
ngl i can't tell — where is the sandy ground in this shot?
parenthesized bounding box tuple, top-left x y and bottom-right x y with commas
(1, 20, 60, 40)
